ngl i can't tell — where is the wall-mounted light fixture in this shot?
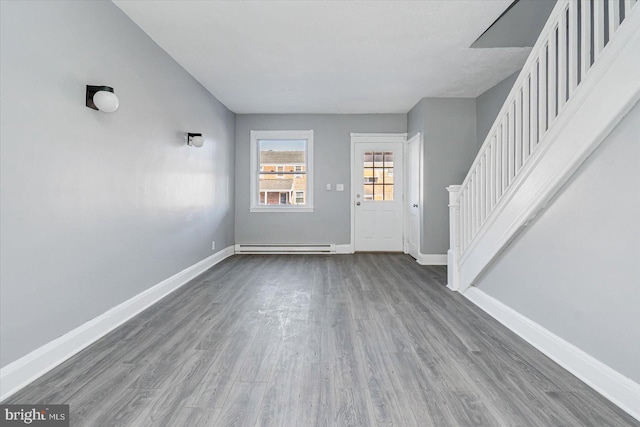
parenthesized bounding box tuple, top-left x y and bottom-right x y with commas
(187, 133, 204, 148)
(86, 85, 119, 113)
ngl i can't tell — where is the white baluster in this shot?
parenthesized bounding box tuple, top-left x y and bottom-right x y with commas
(626, 0, 636, 17)
(594, 0, 605, 57)
(569, 0, 579, 94)
(507, 106, 514, 183)
(479, 155, 486, 224)
(539, 44, 548, 138)
(522, 76, 531, 164)
(609, 0, 621, 41)
(473, 169, 478, 232)
(581, 0, 592, 77)
(549, 26, 558, 122)
(530, 64, 539, 152)
(515, 89, 523, 173)
(447, 185, 461, 291)
(558, 5, 568, 110)
(501, 117, 509, 193)
(495, 126, 502, 201)
(488, 139, 495, 210)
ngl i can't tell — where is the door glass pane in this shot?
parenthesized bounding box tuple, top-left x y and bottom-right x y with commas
(363, 151, 393, 201)
(384, 152, 394, 165)
(373, 185, 385, 200)
(383, 184, 394, 200)
(363, 152, 374, 167)
(374, 152, 384, 167)
(363, 184, 374, 200)
(383, 168, 394, 184)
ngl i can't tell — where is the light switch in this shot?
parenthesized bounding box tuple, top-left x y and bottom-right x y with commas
(336, 184, 344, 191)
(326, 183, 332, 191)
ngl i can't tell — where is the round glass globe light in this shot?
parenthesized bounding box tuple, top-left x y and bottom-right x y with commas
(93, 91, 119, 113)
(190, 136, 204, 147)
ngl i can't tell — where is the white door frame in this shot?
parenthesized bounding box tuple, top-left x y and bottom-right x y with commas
(404, 132, 422, 256)
(350, 133, 408, 252)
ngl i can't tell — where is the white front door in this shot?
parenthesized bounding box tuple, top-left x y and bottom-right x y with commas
(406, 134, 421, 259)
(353, 141, 404, 252)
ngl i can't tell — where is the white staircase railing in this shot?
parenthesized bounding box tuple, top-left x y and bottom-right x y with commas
(448, 0, 640, 291)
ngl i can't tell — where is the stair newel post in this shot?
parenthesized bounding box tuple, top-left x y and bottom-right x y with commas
(447, 185, 461, 291)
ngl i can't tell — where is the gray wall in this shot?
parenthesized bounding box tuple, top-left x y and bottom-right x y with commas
(476, 71, 519, 149)
(408, 99, 477, 255)
(0, 1, 235, 367)
(471, 0, 557, 48)
(235, 114, 406, 245)
(475, 101, 640, 382)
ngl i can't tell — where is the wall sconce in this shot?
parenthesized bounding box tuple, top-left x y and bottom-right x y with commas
(187, 133, 204, 148)
(86, 85, 119, 113)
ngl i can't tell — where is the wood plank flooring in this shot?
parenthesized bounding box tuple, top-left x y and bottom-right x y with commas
(4, 254, 638, 426)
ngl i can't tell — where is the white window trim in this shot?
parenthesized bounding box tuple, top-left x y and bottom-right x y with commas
(250, 130, 314, 213)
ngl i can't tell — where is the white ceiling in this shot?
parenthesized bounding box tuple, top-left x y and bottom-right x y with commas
(113, 0, 531, 114)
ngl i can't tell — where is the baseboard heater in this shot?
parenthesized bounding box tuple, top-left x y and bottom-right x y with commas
(235, 244, 336, 254)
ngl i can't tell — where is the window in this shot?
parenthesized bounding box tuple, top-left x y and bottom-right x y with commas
(363, 151, 394, 201)
(250, 130, 314, 212)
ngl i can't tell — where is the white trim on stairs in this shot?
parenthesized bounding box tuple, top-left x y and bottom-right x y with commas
(0, 246, 235, 402)
(463, 287, 640, 421)
(455, 5, 640, 291)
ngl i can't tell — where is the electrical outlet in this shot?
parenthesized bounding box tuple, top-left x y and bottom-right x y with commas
(211, 241, 216, 250)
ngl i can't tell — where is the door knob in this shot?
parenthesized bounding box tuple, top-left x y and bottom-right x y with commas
(356, 202, 361, 206)
(413, 204, 418, 208)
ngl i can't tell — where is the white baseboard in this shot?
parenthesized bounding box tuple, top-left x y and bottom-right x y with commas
(463, 287, 640, 421)
(416, 253, 447, 265)
(335, 244, 354, 254)
(0, 245, 235, 402)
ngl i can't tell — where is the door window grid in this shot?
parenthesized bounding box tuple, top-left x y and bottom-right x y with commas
(363, 151, 394, 201)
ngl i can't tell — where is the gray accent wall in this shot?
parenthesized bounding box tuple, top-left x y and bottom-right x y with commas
(235, 114, 406, 245)
(471, 0, 557, 48)
(476, 71, 519, 149)
(0, 1, 235, 367)
(408, 99, 477, 255)
(475, 101, 640, 382)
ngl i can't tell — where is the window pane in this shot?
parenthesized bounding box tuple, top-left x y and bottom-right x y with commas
(363, 167, 376, 183)
(363, 184, 374, 200)
(383, 168, 394, 184)
(259, 139, 306, 170)
(259, 174, 296, 205)
(364, 152, 374, 167)
(374, 152, 384, 167)
(258, 138, 307, 206)
(363, 151, 394, 201)
(384, 184, 394, 201)
(374, 185, 386, 200)
(384, 152, 394, 166)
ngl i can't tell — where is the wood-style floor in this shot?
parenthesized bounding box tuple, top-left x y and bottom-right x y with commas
(4, 254, 638, 426)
